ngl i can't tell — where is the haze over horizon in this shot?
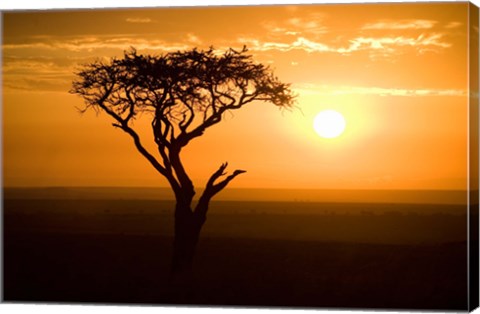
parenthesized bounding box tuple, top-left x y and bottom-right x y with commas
(3, 186, 469, 205)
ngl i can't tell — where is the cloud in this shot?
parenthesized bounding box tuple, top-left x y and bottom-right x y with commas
(2, 37, 215, 92)
(262, 13, 328, 37)
(239, 36, 332, 53)
(3, 56, 75, 92)
(444, 21, 462, 29)
(292, 37, 331, 52)
(3, 77, 72, 92)
(362, 19, 437, 30)
(126, 17, 155, 23)
(345, 33, 451, 52)
(293, 83, 466, 97)
(3, 35, 195, 53)
(239, 33, 451, 56)
(288, 17, 321, 30)
(186, 33, 202, 45)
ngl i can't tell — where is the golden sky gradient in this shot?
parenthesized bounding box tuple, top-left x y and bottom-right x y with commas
(2, 3, 476, 189)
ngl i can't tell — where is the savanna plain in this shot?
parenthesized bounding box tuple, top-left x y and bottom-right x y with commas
(3, 187, 470, 310)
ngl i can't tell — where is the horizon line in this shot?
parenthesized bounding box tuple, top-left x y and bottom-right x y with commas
(2, 185, 472, 192)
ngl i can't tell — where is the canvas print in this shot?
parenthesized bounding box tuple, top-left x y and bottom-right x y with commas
(2, 2, 479, 311)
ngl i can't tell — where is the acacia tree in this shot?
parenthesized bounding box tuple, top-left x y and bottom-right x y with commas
(71, 47, 295, 275)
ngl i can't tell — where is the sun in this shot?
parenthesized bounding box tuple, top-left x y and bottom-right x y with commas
(313, 110, 346, 139)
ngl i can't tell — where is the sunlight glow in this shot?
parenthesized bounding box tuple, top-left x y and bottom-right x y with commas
(313, 110, 346, 139)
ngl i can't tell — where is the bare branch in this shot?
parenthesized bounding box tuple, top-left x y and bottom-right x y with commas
(194, 162, 246, 217)
(205, 162, 246, 197)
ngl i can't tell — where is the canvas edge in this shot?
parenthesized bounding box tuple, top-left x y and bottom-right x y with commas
(0, 9, 5, 305)
(0, 1, 478, 312)
(468, 1, 480, 312)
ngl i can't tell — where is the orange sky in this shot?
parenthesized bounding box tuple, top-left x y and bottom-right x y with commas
(2, 3, 476, 189)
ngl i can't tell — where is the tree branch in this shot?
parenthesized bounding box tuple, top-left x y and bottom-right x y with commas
(94, 91, 181, 196)
(169, 147, 195, 205)
(195, 162, 246, 217)
(120, 123, 182, 197)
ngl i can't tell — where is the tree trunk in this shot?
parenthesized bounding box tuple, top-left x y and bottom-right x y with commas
(171, 210, 202, 274)
(168, 202, 205, 300)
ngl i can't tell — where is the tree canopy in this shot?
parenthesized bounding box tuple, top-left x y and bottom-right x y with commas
(71, 47, 295, 204)
(73, 47, 294, 141)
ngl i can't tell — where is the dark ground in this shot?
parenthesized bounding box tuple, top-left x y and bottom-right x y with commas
(3, 198, 469, 310)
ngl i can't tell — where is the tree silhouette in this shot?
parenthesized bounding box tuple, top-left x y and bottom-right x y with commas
(71, 47, 295, 278)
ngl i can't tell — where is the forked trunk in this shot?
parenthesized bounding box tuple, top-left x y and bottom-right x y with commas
(166, 162, 242, 300)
